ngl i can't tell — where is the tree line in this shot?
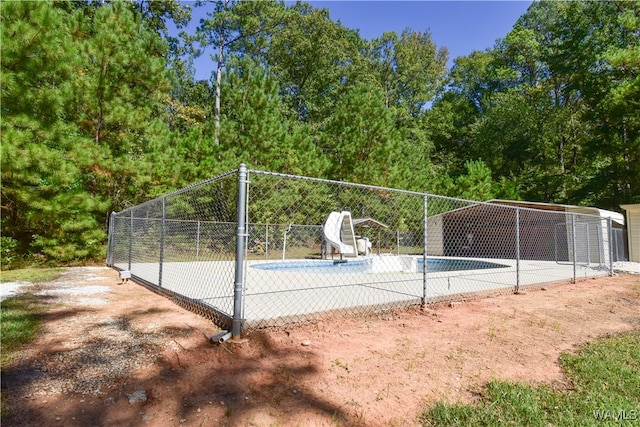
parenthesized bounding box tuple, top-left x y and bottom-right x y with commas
(1, 0, 638, 266)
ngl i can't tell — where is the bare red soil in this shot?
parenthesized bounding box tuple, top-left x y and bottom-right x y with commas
(2, 267, 639, 426)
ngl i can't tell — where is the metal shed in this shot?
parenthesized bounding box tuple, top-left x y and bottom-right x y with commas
(427, 200, 625, 264)
(621, 204, 640, 263)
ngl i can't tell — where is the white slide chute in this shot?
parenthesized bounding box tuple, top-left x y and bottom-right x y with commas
(323, 211, 358, 258)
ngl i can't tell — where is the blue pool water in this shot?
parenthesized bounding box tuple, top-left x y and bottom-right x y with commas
(251, 258, 508, 274)
(252, 259, 371, 274)
(422, 258, 508, 272)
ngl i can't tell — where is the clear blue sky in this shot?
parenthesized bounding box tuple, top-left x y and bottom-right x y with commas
(185, 1, 533, 81)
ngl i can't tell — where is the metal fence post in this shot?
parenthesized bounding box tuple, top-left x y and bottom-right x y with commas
(572, 214, 577, 283)
(597, 222, 603, 266)
(196, 220, 201, 262)
(282, 225, 289, 261)
(106, 212, 115, 266)
(159, 197, 166, 287)
(608, 217, 614, 276)
(422, 195, 428, 306)
(232, 164, 248, 338)
(586, 223, 591, 266)
(265, 222, 269, 259)
(515, 208, 520, 293)
(128, 210, 133, 271)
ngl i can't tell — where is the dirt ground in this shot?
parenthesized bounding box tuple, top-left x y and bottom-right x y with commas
(2, 267, 639, 427)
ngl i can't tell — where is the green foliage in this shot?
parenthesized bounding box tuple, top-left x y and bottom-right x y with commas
(267, 3, 365, 124)
(582, 1, 640, 205)
(561, 332, 640, 403)
(0, 296, 43, 363)
(421, 331, 640, 426)
(2, 0, 637, 265)
(323, 81, 399, 186)
(0, 238, 20, 270)
(0, 268, 63, 283)
(430, 0, 638, 209)
(1, 1, 106, 262)
(451, 160, 520, 201)
(368, 29, 448, 117)
(217, 55, 324, 175)
(1, 1, 180, 264)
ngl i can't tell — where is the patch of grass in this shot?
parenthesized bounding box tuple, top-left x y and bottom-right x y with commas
(0, 295, 44, 363)
(487, 321, 496, 341)
(420, 331, 640, 426)
(332, 359, 351, 373)
(0, 267, 63, 283)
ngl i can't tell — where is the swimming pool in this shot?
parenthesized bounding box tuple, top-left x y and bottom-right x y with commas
(250, 257, 509, 274)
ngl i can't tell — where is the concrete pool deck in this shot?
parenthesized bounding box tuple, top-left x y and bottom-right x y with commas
(113, 255, 610, 328)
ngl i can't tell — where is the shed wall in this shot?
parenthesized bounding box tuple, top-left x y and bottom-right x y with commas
(621, 204, 640, 263)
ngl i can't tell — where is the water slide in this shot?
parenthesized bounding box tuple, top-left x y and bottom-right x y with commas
(323, 211, 358, 258)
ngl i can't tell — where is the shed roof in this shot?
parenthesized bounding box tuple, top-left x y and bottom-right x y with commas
(428, 200, 625, 227)
(487, 200, 625, 226)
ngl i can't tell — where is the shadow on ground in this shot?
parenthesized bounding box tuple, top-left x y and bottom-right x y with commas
(1, 288, 358, 426)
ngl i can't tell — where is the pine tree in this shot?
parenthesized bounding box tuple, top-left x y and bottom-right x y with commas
(1, 1, 178, 264)
(1, 1, 108, 262)
(215, 56, 325, 176)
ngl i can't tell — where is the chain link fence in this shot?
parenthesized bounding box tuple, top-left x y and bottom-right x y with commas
(107, 165, 616, 335)
(611, 228, 629, 262)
